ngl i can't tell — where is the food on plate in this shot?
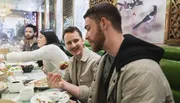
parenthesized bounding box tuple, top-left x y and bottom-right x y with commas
(6, 64, 12, 69)
(34, 78, 48, 87)
(0, 67, 8, 73)
(59, 61, 68, 70)
(0, 85, 4, 89)
(36, 95, 53, 103)
(7, 72, 13, 76)
(7, 66, 23, 76)
(31, 91, 69, 103)
(8, 66, 22, 71)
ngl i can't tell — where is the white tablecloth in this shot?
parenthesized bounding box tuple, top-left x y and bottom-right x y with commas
(1, 69, 46, 103)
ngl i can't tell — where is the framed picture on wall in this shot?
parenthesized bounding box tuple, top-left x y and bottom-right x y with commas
(116, 0, 166, 44)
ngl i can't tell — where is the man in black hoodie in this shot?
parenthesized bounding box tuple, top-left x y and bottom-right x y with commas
(83, 2, 174, 103)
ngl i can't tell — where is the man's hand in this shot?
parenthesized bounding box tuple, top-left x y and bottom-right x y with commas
(47, 73, 83, 101)
(47, 73, 65, 88)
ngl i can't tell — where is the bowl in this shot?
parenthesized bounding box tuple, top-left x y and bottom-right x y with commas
(21, 65, 34, 73)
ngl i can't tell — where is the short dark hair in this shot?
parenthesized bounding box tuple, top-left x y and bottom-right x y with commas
(40, 29, 60, 46)
(25, 24, 36, 33)
(83, 2, 122, 33)
(62, 26, 82, 41)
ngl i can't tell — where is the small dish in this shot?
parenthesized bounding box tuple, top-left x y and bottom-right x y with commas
(31, 91, 70, 103)
(8, 76, 28, 82)
(21, 65, 34, 73)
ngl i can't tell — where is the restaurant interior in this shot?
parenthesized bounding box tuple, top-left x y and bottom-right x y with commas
(0, 0, 180, 103)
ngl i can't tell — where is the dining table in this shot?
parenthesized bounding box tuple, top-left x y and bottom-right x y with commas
(0, 66, 61, 102)
(0, 61, 71, 103)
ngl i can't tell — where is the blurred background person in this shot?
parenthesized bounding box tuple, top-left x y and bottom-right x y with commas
(22, 24, 43, 67)
(22, 24, 38, 51)
(0, 27, 8, 45)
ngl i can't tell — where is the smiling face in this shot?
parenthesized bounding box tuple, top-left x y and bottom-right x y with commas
(25, 27, 35, 40)
(85, 17, 105, 52)
(64, 31, 84, 56)
(37, 33, 47, 47)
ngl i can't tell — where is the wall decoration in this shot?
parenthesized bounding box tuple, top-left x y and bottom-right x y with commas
(164, 0, 180, 45)
(117, 0, 166, 43)
(24, 12, 37, 26)
(63, 0, 74, 30)
(90, 0, 115, 7)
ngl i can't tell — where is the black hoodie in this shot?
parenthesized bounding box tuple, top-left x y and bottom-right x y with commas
(104, 34, 164, 95)
(115, 34, 164, 71)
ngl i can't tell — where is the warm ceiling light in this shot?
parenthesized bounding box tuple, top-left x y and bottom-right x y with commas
(0, 0, 12, 21)
(0, 8, 12, 17)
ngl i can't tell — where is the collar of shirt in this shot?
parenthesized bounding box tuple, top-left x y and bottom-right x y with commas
(74, 47, 90, 62)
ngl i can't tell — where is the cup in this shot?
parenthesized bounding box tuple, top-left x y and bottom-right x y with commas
(8, 80, 24, 93)
(59, 94, 70, 103)
(19, 87, 34, 101)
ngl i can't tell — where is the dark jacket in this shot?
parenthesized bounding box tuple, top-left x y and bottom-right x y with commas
(87, 34, 174, 103)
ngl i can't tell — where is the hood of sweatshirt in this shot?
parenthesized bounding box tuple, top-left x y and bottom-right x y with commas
(115, 34, 164, 71)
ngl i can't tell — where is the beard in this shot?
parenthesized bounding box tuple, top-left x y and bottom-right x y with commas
(25, 35, 34, 40)
(92, 26, 105, 52)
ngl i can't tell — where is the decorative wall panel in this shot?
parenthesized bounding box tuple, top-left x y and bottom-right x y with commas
(165, 0, 180, 45)
(63, 0, 74, 30)
(90, 0, 116, 7)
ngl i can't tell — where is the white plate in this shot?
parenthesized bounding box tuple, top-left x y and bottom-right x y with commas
(8, 76, 28, 82)
(15, 76, 28, 81)
(30, 91, 70, 103)
(0, 81, 7, 92)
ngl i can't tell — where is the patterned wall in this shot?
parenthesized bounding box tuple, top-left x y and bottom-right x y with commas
(90, 0, 115, 7)
(164, 0, 180, 45)
(63, 0, 74, 29)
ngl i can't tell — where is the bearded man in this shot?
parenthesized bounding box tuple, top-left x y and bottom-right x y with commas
(22, 24, 38, 51)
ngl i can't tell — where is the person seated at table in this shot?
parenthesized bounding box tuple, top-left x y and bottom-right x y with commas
(22, 24, 43, 67)
(0, 29, 69, 74)
(21, 24, 38, 51)
(47, 26, 100, 103)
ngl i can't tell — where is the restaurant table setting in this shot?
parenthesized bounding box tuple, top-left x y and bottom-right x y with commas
(0, 61, 70, 103)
